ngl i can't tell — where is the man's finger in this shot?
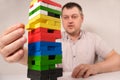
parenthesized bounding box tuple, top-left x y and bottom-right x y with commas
(2, 23, 25, 36)
(0, 36, 26, 57)
(72, 65, 84, 78)
(0, 28, 25, 48)
(83, 70, 92, 78)
(77, 67, 88, 78)
(5, 49, 24, 63)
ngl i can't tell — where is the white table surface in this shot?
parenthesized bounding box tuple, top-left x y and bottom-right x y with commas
(58, 71, 120, 80)
(0, 71, 120, 80)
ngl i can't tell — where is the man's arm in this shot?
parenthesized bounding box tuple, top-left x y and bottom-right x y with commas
(0, 23, 27, 65)
(95, 50, 120, 73)
(72, 50, 120, 78)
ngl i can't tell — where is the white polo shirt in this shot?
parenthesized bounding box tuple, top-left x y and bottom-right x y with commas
(60, 30, 113, 72)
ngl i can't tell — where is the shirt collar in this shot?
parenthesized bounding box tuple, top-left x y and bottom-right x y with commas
(64, 30, 83, 40)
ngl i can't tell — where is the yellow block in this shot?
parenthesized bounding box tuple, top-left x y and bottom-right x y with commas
(46, 20, 55, 26)
(36, 22, 60, 30)
(27, 21, 61, 30)
(26, 14, 61, 30)
(29, 14, 60, 24)
(55, 22, 61, 27)
(30, 0, 37, 6)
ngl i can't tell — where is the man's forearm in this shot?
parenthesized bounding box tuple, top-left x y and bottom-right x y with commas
(95, 51, 120, 73)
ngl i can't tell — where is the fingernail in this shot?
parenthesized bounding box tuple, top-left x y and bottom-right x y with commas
(16, 23, 25, 28)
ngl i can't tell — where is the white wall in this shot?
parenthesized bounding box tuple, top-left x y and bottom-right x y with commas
(58, 0, 120, 53)
(0, 0, 30, 75)
(0, 0, 120, 75)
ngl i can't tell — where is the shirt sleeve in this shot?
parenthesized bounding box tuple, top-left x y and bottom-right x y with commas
(94, 34, 113, 59)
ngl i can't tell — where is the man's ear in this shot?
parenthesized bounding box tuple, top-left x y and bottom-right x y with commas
(81, 14, 84, 22)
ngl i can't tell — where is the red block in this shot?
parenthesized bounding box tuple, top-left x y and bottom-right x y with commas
(38, 0, 61, 8)
(30, 0, 61, 8)
(28, 27, 61, 43)
(29, 27, 61, 34)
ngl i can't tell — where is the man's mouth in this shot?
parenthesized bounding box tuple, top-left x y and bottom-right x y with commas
(67, 25, 74, 29)
(68, 25, 74, 27)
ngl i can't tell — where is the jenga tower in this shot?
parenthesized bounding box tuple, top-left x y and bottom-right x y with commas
(26, 0, 62, 80)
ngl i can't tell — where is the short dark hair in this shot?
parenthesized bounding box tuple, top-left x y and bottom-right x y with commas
(62, 2, 83, 15)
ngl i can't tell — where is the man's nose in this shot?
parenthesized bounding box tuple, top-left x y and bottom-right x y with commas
(68, 17, 73, 23)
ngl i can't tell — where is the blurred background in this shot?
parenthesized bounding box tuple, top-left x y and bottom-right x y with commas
(0, 0, 120, 76)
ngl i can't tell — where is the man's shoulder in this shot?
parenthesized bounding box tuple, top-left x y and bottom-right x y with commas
(61, 30, 102, 41)
(81, 30, 100, 39)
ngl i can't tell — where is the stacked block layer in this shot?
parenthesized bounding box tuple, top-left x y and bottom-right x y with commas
(26, 0, 62, 80)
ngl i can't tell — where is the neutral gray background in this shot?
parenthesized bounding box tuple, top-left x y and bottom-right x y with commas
(0, 0, 120, 75)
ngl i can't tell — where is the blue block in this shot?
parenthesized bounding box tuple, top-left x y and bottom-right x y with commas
(28, 41, 62, 56)
(28, 51, 62, 56)
(28, 41, 62, 52)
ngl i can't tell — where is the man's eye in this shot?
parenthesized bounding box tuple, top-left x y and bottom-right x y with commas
(63, 17, 68, 19)
(72, 15, 78, 19)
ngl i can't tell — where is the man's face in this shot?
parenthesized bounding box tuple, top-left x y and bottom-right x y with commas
(62, 7, 84, 35)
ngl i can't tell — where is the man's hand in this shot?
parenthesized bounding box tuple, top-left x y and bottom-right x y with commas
(0, 23, 27, 65)
(72, 64, 100, 78)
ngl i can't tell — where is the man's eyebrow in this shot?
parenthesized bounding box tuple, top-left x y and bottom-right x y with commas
(61, 15, 68, 17)
(72, 14, 78, 15)
(62, 15, 68, 16)
(62, 13, 78, 16)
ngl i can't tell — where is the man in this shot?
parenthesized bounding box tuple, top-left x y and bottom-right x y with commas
(61, 2, 120, 78)
(0, 2, 120, 78)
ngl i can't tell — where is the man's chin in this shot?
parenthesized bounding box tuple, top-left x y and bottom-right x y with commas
(66, 31, 74, 35)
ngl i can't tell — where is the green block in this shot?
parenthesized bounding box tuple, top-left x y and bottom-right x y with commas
(28, 59, 61, 66)
(36, 59, 62, 65)
(49, 65, 55, 69)
(28, 55, 62, 65)
(28, 64, 55, 71)
(29, 5, 61, 16)
(28, 65, 48, 71)
(28, 55, 62, 60)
